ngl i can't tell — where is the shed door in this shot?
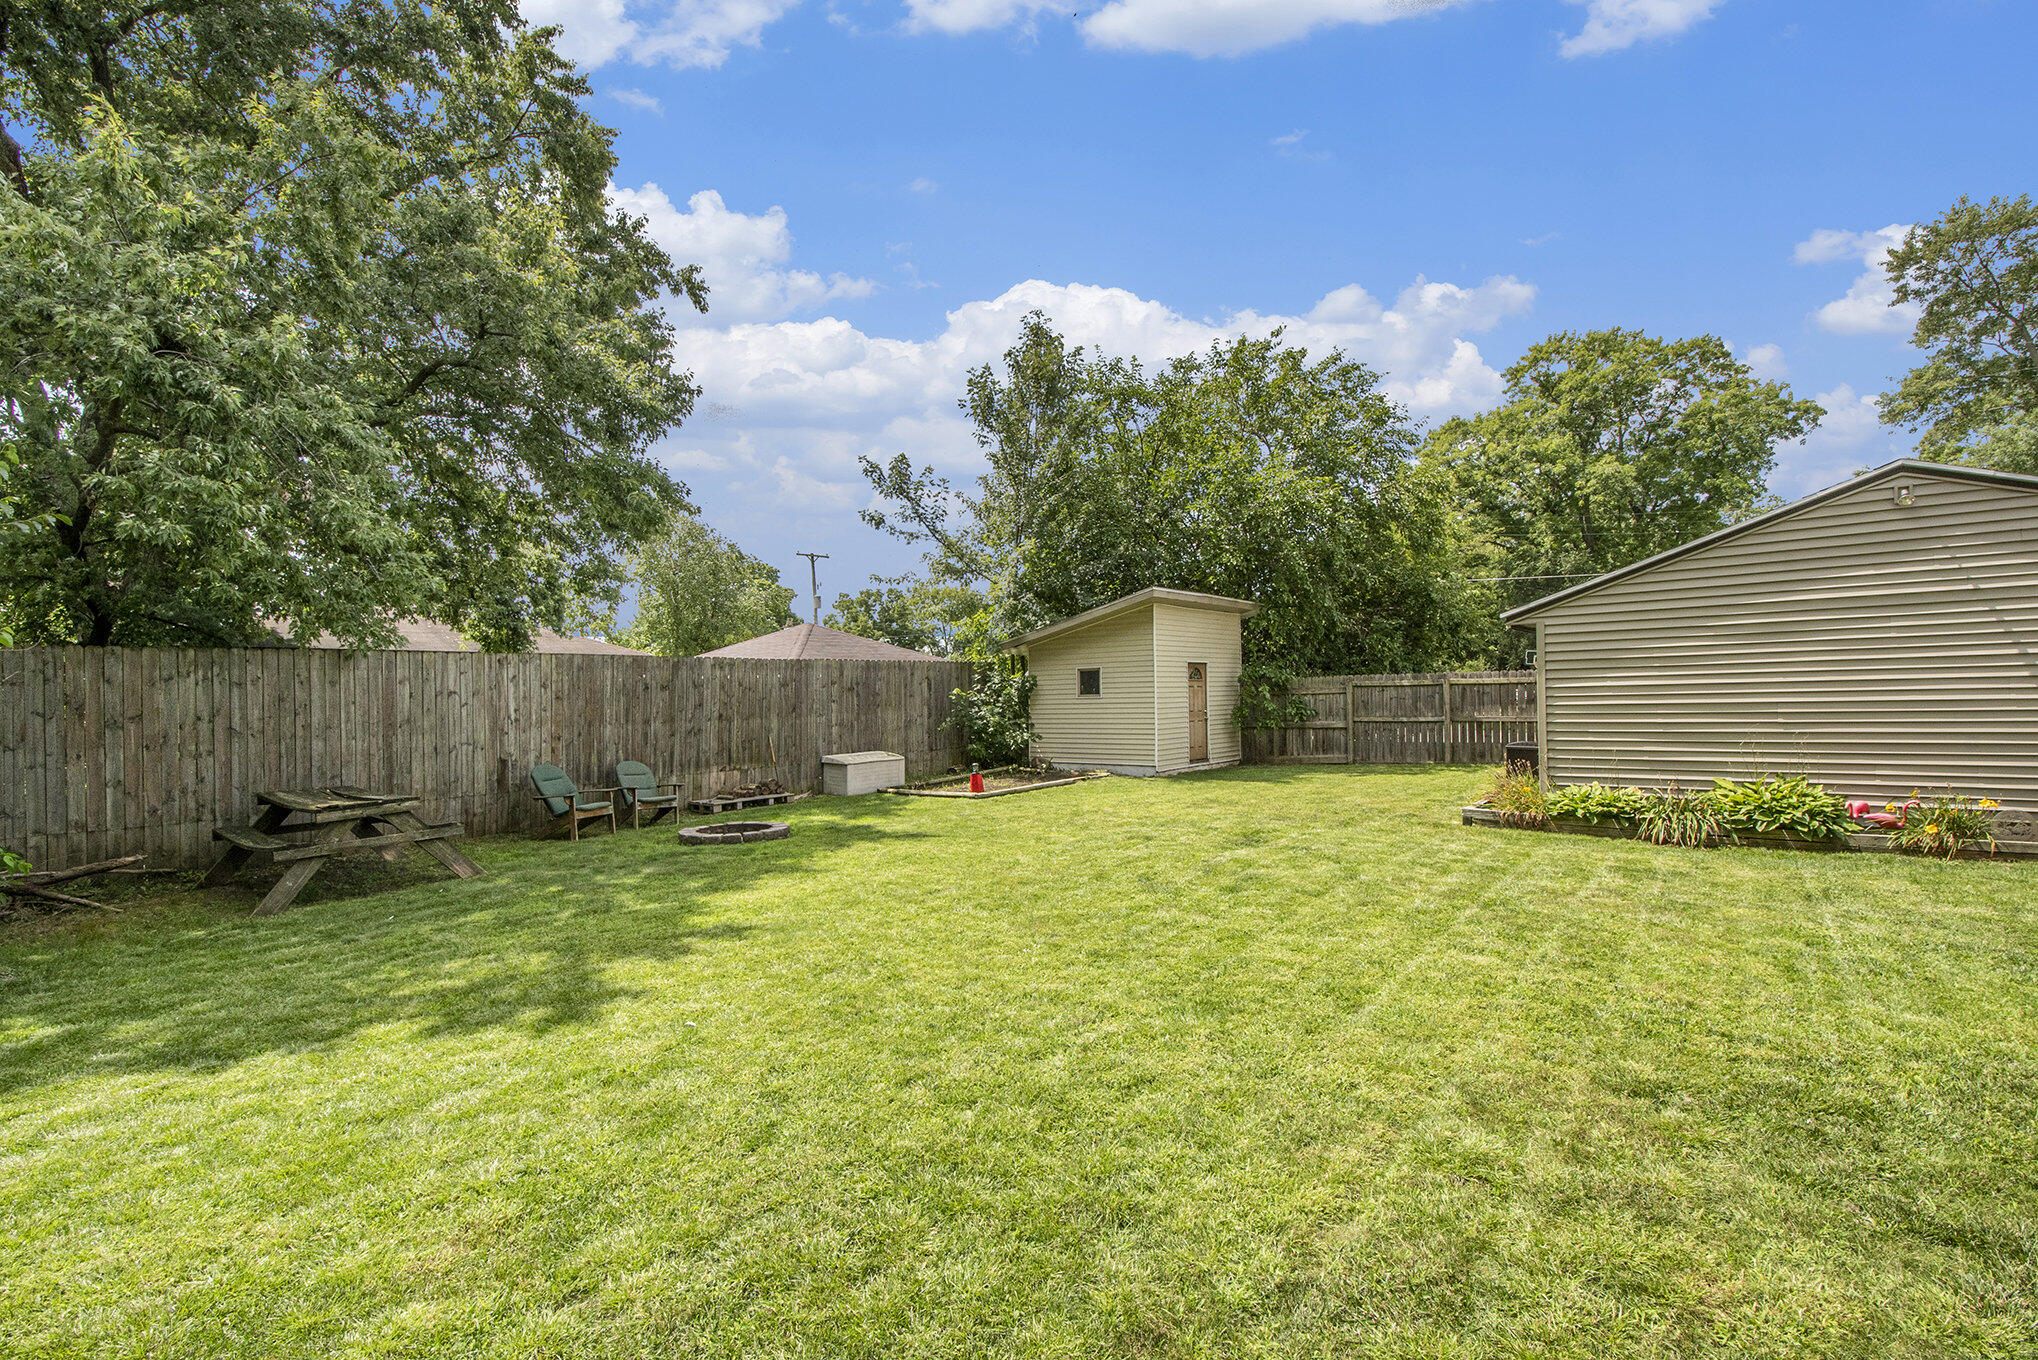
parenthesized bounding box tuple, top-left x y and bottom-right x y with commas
(1187, 663, 1208, 763)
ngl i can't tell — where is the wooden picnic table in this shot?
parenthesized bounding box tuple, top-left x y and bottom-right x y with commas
(203, 785, 482, 916)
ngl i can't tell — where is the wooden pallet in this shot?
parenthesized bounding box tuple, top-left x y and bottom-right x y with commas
(687, 791, 792, 814)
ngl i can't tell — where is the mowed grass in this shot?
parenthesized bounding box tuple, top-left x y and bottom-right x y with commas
(3, 767, 2036, 1359)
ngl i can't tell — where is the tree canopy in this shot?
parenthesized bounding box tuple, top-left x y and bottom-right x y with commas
(1425, 329, 1822, 621)
(862, 314, 1488, 673)
(825, 580, 986, 658)
(1880, 194, 2038, 476)
(0, 1, 702, 648)
(616, 511, 797, 657)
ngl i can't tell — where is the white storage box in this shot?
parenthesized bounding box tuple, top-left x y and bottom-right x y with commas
(821, 750, 906, 795)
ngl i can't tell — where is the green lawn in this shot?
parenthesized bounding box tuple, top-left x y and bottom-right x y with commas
(3, 767, 2036, 1358)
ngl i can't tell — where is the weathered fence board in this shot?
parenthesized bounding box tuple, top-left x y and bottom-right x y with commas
(0, 647, 972, 872)
(1243, 670, 1537, 766)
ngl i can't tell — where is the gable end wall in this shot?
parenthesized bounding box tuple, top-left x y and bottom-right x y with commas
(1533, 472, 2038, 808)
(1025, 609, 1158, 771)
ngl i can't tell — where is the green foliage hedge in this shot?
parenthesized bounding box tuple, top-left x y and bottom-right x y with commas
(949, 659, 1037, 767)
(1543, 775, 1857, 843)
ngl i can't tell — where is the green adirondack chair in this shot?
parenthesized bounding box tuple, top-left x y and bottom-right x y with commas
(613, 761, 684, 829)
(527, 764, 616, 840)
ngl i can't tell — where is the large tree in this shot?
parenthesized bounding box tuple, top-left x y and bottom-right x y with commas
(0, 1, 703, 648)
(862, 315, 1488, 673)
(1879, 195, 2038, 475)
(617, 513, 797, 657)
(825, 579, 986, 657)
(1426, 329, 1822, 616)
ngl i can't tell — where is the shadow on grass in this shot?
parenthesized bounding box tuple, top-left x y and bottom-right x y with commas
(0, 795, 931, 1096)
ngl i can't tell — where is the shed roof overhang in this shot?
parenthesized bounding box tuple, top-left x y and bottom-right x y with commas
(1004, 587, 1261, 652)
(1499, 459, 2038, 627)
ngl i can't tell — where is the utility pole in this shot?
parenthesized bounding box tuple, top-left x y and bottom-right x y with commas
(796, 552, 828, 624)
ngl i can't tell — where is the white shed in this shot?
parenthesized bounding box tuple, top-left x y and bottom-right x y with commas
(1007, 588, 1260, 777)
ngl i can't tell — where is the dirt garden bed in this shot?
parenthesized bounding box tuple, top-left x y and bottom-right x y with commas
(885, 766, 1109, 800)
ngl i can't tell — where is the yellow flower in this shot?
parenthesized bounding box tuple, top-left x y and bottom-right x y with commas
(1925, 824, 1940, 835)
(1981, 799, 2000, 809)
(1884, 802, 1897, 813)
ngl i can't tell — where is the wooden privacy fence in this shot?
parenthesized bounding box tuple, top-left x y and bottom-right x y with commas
(1242, 671, 1538, 766)
(0, 647, 973, 872)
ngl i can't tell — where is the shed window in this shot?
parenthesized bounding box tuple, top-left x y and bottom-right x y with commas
(1077, 668, 1101, 696)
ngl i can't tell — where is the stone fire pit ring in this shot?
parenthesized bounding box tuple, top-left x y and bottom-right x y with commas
(677, 820, 791, 845)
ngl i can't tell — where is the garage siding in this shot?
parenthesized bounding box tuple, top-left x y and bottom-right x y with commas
(1154, 605, 1244, 771)
(1026, 614, 1157, 771)
(1531, 472, 2038, 808)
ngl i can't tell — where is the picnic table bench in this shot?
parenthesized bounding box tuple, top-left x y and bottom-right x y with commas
(204, 785, 482, 916)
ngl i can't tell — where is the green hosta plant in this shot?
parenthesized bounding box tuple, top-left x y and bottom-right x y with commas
(1886, 793, 2001, 859)
(1482, 764, 1549, 829)
(1547, 783, 1648, 825)
(1636, 787, 1731, 849)
(1709, 776, 1854, 841)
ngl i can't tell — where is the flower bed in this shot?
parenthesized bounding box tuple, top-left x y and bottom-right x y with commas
(884, 766, 1109, 800)
(1464, 772, 2038, 861)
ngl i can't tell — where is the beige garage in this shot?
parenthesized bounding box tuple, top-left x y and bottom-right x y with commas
(1504, 459, 2038, 810)
(1007, 588, 1260, 777)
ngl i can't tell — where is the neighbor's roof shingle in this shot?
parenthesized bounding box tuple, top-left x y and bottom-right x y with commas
(695, 622, 939, 661)
(297, 618, 653, 655)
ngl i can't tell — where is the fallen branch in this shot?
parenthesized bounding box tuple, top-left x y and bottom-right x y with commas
(0, 882, 121, 911)
(11, 854, 144, 886)
(1, 853, 145, 915)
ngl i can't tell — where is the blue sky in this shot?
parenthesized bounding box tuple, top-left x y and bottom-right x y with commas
(521, 0, 2038, 611)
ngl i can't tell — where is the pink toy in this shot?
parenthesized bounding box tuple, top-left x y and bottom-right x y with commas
(1858, 799, 1920, 830)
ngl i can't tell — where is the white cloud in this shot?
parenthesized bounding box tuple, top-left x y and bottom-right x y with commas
(1792, 223, 1919, 337)
(534, 0, 1714, 68)
(907, 177, 940, 195)
(523, 0, 638, 66)
(518, 0, 800, 70)
(671, 274, 1536, 439)
(906, 0, 1472, 58)
(1773, 382, 1910, 497)
(1740, 342, 1787, 379)
(1791, 226, 1882, 266)
(1560, 0, 1718, 57)
(1816, 275, 1913, 337)
(904, 0, 1059, 35)
(632, 186, 1539, 539)
(610, 184, 876, 325)
(607, 86, 664, 113)
(1272, 129, 1332, 162)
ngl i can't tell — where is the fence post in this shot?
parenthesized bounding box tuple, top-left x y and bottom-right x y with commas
(1441, 677, 1454, 764)
(1347, 681, 1358, 765)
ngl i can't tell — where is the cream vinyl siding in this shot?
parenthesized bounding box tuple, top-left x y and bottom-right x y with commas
(1154, 604, 1244, 770)
(1026, 613, 1157, 771)
(1531, 472, 2038, 809)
